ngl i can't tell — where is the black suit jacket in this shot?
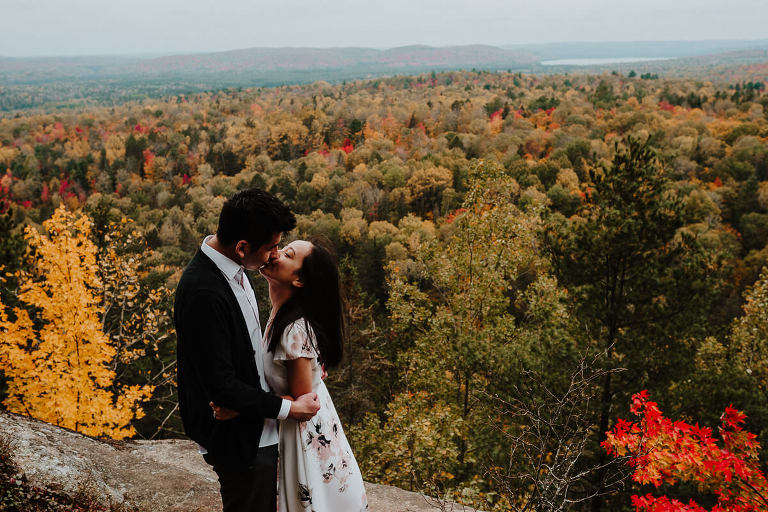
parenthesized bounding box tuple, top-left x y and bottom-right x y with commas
(174, 249, 283, 469)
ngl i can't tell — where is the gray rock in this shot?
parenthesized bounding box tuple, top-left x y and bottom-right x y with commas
(0, 411, 477, 511)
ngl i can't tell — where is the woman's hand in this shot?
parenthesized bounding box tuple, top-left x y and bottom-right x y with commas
(209, 401, 240, 421)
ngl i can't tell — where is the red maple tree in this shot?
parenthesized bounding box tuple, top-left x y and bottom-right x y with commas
(603, 391, 768, 511)
(341, 138, 354, 154)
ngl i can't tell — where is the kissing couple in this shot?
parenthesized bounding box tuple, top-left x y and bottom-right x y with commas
(174, 188, 368, 511)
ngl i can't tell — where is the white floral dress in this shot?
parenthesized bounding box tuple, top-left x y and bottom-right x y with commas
(263, 319, 368, 512)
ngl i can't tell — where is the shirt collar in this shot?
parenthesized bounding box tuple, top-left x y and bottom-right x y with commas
(201, 235, 244, 283)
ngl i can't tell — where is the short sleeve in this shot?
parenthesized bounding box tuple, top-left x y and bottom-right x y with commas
(274, 320, 319, 361)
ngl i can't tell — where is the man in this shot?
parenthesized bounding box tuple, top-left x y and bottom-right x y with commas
(174, 188, 320, 512)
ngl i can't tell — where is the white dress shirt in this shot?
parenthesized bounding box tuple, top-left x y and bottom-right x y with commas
(199, 235, 291, 450)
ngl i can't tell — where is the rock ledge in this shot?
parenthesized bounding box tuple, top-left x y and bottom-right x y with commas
(0, 411, 466, 511)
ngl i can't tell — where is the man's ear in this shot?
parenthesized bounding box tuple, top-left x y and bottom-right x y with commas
(235, 240, 249, 259)
(292, 278, 304, 288)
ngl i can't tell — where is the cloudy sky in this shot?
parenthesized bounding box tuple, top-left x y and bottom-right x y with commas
(2, 0, 767, 57)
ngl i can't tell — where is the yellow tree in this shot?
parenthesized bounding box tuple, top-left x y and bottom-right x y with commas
(0, 205, 152, 439)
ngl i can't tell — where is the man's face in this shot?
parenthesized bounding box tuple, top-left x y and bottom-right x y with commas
(238, 232, 282, 271)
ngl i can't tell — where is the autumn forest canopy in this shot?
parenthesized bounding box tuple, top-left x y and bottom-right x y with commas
(1, 65, 768, 510)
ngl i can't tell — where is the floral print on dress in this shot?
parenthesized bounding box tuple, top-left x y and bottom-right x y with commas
(300, 395, 360, 496)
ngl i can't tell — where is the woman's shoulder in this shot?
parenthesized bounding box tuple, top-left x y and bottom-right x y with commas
(283, 318, 316, 338)
(278, 318, 318, 360)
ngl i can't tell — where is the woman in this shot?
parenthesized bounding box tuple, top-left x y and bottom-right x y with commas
(214, 236, 368, 511)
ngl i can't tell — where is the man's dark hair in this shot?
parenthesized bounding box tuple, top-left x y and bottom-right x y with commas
(216, 188, 296, 248)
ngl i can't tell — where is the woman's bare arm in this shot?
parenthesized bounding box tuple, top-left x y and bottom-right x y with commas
(285, 358, 314, 400)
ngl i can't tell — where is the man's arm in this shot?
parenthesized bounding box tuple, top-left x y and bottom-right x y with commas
(212, 392, 319, 422)
(184, 290, 284, 419)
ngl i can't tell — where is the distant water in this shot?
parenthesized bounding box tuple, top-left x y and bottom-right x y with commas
(541, 57, 674, 66)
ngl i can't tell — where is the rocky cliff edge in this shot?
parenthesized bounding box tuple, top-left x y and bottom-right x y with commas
(0, 411, 473, 511)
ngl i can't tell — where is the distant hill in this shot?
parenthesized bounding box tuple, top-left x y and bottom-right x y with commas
(0, 45, 538, 85)
(1, 41, 767, 112)
(134, 44, 537, 73)
(4, 41, 768, 86)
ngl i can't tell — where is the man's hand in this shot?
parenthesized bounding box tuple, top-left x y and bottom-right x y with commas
(288, 392, 320, 421)
(209, 401, 240, 421)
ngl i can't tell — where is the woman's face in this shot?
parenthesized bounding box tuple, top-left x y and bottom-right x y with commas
(259, 239, 313, 288)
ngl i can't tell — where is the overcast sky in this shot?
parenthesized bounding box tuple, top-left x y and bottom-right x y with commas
(2, 0, 767, 57)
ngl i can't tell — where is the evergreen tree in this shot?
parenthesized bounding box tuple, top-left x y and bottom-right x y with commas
(543, 137, 727, 511)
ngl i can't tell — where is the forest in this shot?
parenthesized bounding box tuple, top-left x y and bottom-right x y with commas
(0, 68, 767, 511)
